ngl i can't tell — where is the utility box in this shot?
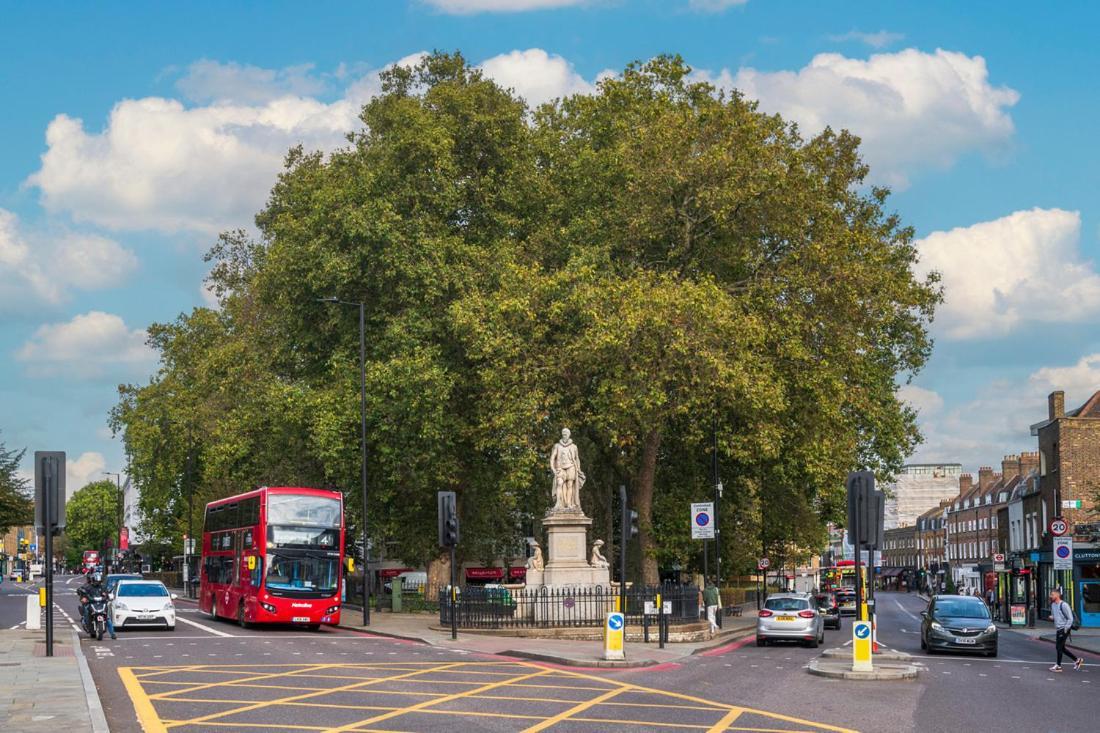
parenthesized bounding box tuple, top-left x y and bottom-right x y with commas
(391, 577, 403, 612)
(26, 595, 41, 630)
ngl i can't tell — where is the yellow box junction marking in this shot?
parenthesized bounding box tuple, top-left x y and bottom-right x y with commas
(118, 659, 858, 733)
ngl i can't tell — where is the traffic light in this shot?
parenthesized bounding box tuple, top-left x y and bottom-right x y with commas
(629, 510, 639, 539)
(438, 491, 459, 548)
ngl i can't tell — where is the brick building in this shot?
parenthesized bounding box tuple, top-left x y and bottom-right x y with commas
(1029, 390, 1100, 625)
(916, 501, 950, 591)
(881, 524, 918, 588)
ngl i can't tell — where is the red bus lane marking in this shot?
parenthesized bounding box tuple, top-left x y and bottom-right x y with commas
(699, 635, 756, 657)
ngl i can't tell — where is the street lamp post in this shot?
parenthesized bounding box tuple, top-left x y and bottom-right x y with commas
(104, 471, 122, 574)
(320, 296, 371, 626)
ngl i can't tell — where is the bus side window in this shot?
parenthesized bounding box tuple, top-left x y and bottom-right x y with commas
(250, 557, 263, 587)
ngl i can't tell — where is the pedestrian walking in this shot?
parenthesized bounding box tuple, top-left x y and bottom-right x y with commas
(703, 581, 720, 634)
(1049, 589, 1082, 672)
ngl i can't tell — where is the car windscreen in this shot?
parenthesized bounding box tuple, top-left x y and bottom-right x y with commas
(764, 598, 809, 611)
(933, 598, 990, 619)
(117, 583, 169, 597)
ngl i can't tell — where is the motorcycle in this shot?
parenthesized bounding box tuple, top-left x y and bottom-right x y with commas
(82, 595, 109, 640)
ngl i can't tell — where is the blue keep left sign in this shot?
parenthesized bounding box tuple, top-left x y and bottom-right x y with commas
(608, 614, 624, 631)
(854, 623, 871, 639)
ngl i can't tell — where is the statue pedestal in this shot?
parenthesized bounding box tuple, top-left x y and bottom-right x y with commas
(540, 511, 610, 588)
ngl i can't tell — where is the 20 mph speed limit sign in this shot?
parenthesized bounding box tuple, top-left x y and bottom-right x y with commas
(1050, 518, 1068, 536)
(757, 557, 770, 570)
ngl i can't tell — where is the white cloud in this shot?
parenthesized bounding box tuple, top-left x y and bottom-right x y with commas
(0, 208, 136, 310)
(422, 0, 587, 12)
(66, 451, 107, 496)
(16, 311, 156, 379)
(827, 30, 905, 49)
(688, 0, 749, 11)
(910, 356, 1100, 472)
(479, 49, 597, 106)
(898, 384, 943, 416)
(176, 60, 328, 105)
(915, 208, 1100, 340)
(701, 48, 1019, 187)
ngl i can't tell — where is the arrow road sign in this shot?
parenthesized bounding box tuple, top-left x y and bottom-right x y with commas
(855, 623, 871, 639)
(608, 614, 623, 631)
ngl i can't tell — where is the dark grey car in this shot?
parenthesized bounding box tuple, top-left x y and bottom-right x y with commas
(920, 594, 997, 657)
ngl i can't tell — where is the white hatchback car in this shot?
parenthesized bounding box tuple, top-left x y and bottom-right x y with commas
(112, 579, 177, 631)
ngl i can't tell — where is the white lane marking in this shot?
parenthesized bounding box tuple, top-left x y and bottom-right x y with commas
(908, 655, 1041, 665)
(894, 599, 921, 622)
(175, 615, 235, 637)
(53, 602, 81, 631)
(9, 622, 24, 629)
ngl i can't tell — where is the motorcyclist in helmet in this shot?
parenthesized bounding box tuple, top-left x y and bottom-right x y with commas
(77, 571, 116, 639)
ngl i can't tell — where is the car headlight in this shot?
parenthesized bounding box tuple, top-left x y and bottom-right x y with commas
(985, 624, 996, 634)
(931, 622, 944, 632)
(115, 602, 129, 611)
(163, 602, 175, 611)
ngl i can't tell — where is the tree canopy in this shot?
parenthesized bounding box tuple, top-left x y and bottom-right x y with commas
(0, 434, 32, 537)
(63, 480, 120, 569)
(111, 53, 939, 584)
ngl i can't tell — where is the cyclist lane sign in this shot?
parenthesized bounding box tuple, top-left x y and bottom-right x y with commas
(605, 612, 625, 660)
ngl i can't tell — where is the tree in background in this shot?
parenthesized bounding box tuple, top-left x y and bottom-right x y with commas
(111, 53, 939, 583)
(63, 480, 120, 569)
(0, 434, 32, 537)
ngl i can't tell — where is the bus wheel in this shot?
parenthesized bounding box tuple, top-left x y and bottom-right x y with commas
(237, 603, 250, 629)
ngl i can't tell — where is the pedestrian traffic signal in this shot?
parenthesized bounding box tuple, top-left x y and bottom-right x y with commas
(438, 491, 460, 548)
(629, 510, 639, 539)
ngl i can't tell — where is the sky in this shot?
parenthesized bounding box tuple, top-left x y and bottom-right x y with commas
(3, 0, 1100, 492)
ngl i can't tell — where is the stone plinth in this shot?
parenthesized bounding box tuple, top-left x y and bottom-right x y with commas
(541, 511, 610, 588)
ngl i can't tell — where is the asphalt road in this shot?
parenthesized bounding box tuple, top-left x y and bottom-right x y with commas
(5, 584, 1098, 732)
(0, 571, 86, 631)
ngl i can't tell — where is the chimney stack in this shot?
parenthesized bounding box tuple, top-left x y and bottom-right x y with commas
(1019, 451, 1040, 476)
(1001, 455, 1020, 480)
(959, 473, 973, 495)
(1049, 391, 1065, 420)
(978, 466, 995, 491)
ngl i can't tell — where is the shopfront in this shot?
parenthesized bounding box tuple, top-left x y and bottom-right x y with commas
(1036, 545, 1100, 628)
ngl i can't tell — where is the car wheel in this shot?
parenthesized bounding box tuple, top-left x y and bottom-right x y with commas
(208, 596, 218, 621)
(805, 635, 819, 649)
(986, 646, 997, 658)
(166, 624, 175, 631)
(756, 637, 766, 647)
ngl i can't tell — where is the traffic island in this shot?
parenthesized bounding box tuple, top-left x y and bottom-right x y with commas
(808, 648, 920, 680)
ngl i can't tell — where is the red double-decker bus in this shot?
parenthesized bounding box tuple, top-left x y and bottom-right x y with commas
(199, 486, 347, 629)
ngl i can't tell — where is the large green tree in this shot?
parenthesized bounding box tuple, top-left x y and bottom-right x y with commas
(112, 53, 939, 585)
(63, 480, 120, 568)
(0, 434, 32, 536)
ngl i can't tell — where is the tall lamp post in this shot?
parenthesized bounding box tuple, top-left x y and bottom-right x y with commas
(319, 296, 371, 626)
(103, 471, 122, 574)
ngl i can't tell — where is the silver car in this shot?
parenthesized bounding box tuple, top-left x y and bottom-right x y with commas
(756, 593, 825, 647)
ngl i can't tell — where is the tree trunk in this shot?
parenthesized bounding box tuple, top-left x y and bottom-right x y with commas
(426, 552, 450, 591)
(634, 429, 662, 586)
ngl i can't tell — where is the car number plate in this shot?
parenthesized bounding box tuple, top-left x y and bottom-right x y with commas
(777, 615, 796, 622)
(138, 614, 155, 619)
(954, 637, 977, 645)
(292, 616, 310, 623)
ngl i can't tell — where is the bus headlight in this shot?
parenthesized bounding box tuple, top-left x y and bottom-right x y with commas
(261, 602, 276, 613)
(326, 606, 339, 615)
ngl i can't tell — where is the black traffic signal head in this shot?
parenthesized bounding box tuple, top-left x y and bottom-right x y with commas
(629, 510, 639, 539)
(438, 491, 459, 548)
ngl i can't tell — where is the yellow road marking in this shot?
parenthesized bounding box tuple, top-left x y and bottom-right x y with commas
(166, 662, 468, 729)
(152, 663, 334, 700)
(521, 685, 628, 732)
(118, 667, 168, 733)
(322, 665, 554, 732)
(708, 706, 746, 732)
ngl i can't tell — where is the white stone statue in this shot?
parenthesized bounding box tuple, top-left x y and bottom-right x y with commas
(589, 539, 609, 569)
(550, 427, 586, 512)
(527, 540, 544, 571)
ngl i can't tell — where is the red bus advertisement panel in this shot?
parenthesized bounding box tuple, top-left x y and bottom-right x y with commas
(199, 487, 346, 628)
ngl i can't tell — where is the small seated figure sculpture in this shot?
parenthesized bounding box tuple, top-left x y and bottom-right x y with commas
(589, 539, 609, 569)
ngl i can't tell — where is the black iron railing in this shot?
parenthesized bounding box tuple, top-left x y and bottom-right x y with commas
(439, 584, 701, 629)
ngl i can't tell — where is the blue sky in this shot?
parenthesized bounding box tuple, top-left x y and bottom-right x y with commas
(3, 0, 1100, 490)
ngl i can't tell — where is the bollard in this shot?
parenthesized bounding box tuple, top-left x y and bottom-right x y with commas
(26, 594, 41, 629)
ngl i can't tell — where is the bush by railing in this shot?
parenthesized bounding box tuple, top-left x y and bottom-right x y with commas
(439, 584, 701, 629)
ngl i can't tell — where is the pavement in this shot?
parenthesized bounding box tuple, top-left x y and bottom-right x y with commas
(0, 574, 109, 732)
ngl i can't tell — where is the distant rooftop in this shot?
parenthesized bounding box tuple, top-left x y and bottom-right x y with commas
(900, 463, 962, 476)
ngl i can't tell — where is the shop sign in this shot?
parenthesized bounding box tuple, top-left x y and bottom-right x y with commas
(1010, 604, 1027, 626)
(465, 567, 504, 580)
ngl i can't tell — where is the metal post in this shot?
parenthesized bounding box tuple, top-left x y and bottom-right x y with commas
(712, 414, 721, 587)
(449, 545, 457, 640)
(703, 540, 708, 587)
(185, 439, 194, 598)
(657, 591, 665, 649)
(43, 455, 54, 656)
(619, 485, 628, 618)
(854, 485, 863, 623)
(358, 302, 370, 627)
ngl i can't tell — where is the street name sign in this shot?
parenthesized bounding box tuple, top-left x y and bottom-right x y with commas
(1050, 518, 1068, 537)
(852, 621, 873, 672)
(604, 612, 625, 660)
(691, 502, 715, 539)
(1053, 536, 1073, 570)
(1062, 499, 1082, 510)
